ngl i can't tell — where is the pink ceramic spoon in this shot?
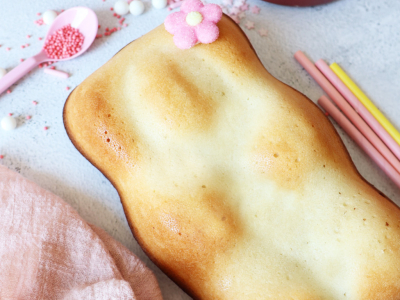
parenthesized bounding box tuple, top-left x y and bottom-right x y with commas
(0, 6, 98, 95)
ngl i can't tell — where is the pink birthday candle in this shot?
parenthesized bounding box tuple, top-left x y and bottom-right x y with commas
(319, 95, 400, 190)
(294, 51, 400, 175)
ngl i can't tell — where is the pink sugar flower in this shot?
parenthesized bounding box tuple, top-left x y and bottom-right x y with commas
(164, 0, 222, 49)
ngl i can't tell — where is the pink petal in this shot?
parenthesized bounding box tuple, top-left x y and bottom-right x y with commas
(164, 11, 187, 34)
(200, 4, 222, 23)
(181, 0, 204, 13)
(174, 27, 197, 49)
(195, 21, 219, 44)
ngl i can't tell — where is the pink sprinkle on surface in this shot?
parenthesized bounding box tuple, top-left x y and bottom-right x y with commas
(43, 24, 85, 59)
(50, 66, 56, 69)
(98, 25, 101, 29)
(123, 24, 128, 27)
(66, 86, 70, 90)
(6, 47, 11, 51)
(27, 35, 31, 38)
(6, 90, 11, 94)
(240, 3, 249, 11)
(245, 20, 254, 29)
(25, 44, 29, 47)
(238, 11, 245, 19)
(8, 113, 12, 116)
(26, 115, 31, 120)
(32, 101, 38, 105)
(110, 7, 114, 10)
(229, 6, 240, 15)
(38, 37, 43, 40)
(251, 5, 260, 14)
(20, 58, 24, 62)
(21, 45, 25, 49)
(0, 155, 4, 159)
(44, 126, 49, 130)
(35, 19, 44, 25)
(37, 12, 41, 16)
(258, 28, 268, 37)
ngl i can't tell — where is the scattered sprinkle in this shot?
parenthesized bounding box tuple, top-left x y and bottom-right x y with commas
(37, 12, 41, 16)
(258, 28, 268, 37)
(240, 3, 249, 11)
(6, 47, 11, 51)
(26, 115, 31, 120)
(38, 37, 43, 41)
(237, 11, 245, 19)
(20, 58, 24, 62)
(66, 86, 70, 90)
(32, 101, 38, 105)
(245, 20, 254, 30)
(35, 18, 44, 26)
(8, 113, 12, 116)
(44, 126, 49, 130)
(230, 6, 240, 15)
(0, 155, 3, 159)
(27, 35, 31, 38)
(6, 90, 11, 94)
(251, 5, 260, 14)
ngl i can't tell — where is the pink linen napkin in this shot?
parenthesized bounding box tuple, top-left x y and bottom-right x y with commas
(0, 164, 163, 300)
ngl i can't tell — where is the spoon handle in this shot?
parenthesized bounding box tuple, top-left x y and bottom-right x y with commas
(0, 52, 47, 96)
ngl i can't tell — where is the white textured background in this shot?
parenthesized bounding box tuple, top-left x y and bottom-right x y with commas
(0, 0, 399, 298)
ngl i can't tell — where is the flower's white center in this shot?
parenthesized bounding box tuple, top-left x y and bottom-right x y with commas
(186, 11, 203, 26)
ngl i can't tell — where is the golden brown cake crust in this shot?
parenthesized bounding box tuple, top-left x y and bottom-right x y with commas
(64, 15, 400, 300)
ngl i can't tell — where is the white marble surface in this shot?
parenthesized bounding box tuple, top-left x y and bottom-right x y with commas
(0, 0, 399, 298)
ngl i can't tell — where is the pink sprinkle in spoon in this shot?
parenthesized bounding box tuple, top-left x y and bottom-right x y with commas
(0, 7, 98, 96)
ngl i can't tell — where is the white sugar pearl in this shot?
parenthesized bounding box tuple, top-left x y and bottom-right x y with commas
(0, 68, 6, 79)
(43, 10, 58, 25)
(114, 0, 130, 15)
(130, 1, 145, 16)
(152, 0, 167, 9)
(1, 116, 17, 131)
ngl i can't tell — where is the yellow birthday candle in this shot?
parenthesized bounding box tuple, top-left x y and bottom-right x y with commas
(330, 62, 400, 146)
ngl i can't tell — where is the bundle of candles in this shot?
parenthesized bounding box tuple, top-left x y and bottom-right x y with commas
(295, 51, 400, 189)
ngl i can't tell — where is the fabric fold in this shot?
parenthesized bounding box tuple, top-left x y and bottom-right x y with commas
(0, 165, 163, 300)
